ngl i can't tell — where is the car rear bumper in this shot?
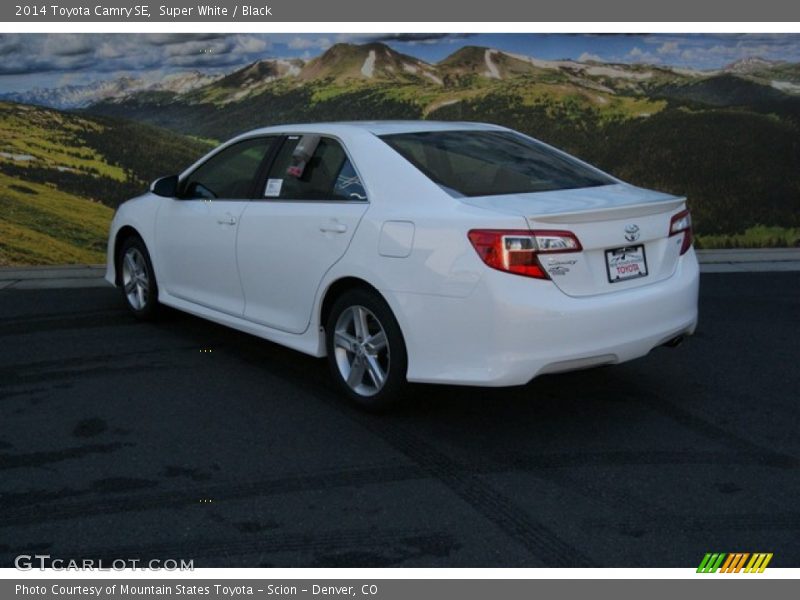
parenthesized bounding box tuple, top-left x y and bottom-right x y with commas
(386, 248, 700, 386)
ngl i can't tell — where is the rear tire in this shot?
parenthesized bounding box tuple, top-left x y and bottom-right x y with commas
(118, 235, 159, 321)
(325, 288, 407, 411)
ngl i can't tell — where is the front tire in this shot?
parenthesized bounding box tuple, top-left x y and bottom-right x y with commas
(325, 288, 407, 411)
(118, 235, 159, 320)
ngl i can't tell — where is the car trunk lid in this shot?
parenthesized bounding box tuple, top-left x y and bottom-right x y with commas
(461, 183, 688, 297)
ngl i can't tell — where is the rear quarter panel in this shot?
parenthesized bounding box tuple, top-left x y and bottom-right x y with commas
(320, 131, 529, 300)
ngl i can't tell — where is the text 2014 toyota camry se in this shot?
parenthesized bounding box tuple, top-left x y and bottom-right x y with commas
(106, 121, 699, 409)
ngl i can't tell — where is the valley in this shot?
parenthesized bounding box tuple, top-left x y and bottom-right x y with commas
(1, 41, 799, 265)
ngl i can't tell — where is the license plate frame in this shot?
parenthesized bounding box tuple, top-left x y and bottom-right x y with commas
(605, 244, 648, 283)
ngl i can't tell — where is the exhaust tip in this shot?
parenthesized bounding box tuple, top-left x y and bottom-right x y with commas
(663, 335, 685, 348)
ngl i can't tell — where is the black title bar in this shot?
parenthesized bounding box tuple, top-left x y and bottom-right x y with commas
(4, 0, 800, 22)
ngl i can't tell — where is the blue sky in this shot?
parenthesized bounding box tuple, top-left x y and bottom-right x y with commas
(1, 33, 799, 93)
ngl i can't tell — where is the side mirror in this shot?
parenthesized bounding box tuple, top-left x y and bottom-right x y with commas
(151, 175, 179, 198)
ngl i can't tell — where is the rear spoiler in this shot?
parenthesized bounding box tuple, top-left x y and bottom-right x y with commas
(530, 197, 686, 224)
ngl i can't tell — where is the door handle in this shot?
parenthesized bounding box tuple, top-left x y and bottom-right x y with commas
(320, 222, 347, 234)
(217, 215, 237, 225)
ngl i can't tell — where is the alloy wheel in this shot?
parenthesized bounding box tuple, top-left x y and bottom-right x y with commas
(333, 305, 390, 397)
(121, 247, 149, 311)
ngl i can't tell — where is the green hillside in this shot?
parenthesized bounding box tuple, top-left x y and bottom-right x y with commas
(0, 101, 212, 265)
(429, 97, 800, 237)
(88, 45, 800, 242)
(4, 42, 800, 264)
(0, 174, 111, 265)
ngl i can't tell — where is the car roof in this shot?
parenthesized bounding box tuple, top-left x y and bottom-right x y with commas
(240, 120, 506, 138)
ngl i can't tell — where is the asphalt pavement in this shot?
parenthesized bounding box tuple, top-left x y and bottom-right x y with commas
(0, 272, 798, 567)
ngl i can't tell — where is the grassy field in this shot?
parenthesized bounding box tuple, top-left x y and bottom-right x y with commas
(2, 49, 800, 267)
(0, 103, 114, 265)
(0, 102, 126, 180)
(0, 101, 214, 266)
(0, 172, 112, 265)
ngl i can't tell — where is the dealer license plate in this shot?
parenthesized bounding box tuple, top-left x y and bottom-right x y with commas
(605, 245, 648, 283)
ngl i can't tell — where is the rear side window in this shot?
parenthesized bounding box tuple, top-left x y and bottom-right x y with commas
(264, 136, 366, 201)
(380, 130, 613, 197)
(181, 137, 274, 200)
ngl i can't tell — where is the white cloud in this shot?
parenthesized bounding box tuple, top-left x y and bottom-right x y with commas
(288, 36, 332, 51)
(96, 43, 124, 59)
(163, 39, 232, 58)
(639, 34, 800, 68)
(578, 52, 605, 63)
(233, 35, 269, 54)
(657, 41, 680, 55)
(333, 33, 357, 43)
(626, 46, 662, 64)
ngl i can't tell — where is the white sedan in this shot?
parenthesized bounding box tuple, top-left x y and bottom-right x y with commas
(106, 121, 699, 409)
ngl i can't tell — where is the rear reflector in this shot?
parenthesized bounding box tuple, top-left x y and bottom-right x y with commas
(669, 209, 693, 255)
(468, 229, 582, 279)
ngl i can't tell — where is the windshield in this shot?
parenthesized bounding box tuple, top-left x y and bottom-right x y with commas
(380, 130, 614, 197)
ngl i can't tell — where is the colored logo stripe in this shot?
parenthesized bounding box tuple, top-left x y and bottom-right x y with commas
(720, 553, 749, 573)
(745, 553, 773, 573)
(697, 553, 773, 573)
(697, 553, 726, 573)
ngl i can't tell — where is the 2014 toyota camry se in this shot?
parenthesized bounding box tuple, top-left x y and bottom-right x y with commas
(106, 121, 699, 409)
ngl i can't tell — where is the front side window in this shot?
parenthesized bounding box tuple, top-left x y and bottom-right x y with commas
(380, 130, 613, 197)
(181, 137, 274, 200)
(263, 136, 366, 201)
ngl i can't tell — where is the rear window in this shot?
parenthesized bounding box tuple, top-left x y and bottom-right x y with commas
(380, 130, 613, 197)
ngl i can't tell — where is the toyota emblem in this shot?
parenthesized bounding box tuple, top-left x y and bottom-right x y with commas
(624, 224, 640, 242)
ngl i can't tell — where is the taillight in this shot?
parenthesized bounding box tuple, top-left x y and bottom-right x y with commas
(669, 209, 693, 255)
(467, 229, 582, 279)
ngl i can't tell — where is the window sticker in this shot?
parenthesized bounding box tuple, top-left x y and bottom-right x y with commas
(264, 178, 283, 197)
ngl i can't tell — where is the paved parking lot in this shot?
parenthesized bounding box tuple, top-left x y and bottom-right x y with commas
(0, 272, 798, 567)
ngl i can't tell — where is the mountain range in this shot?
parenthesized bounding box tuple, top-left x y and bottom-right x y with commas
(86, 44, 800, 239)
(1, 42, 799, 264)
(1, 70, 222, 109)
(4, 44, 800, 110)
